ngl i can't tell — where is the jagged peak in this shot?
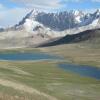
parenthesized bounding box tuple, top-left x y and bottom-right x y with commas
(94, 9, 100, 16)
(14, 9, 100, 31)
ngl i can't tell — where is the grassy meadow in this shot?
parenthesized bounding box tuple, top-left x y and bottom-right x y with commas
(0, 42, 100, 100)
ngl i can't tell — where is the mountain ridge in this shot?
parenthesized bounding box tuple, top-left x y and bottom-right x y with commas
(0, 9, 100, 48)
(14, 9, 100, 32)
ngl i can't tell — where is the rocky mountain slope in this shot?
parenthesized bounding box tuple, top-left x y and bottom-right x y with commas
(0, 9, 100, 48)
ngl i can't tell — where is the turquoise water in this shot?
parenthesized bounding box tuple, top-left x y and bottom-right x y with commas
(59, 63, 100, 80)
(0, 52, 99, 80)
(0, 53, 59, 61)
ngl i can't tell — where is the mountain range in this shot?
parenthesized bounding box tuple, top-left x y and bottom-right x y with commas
(14, 9, 100, 31)
(0, 9, 100, 48)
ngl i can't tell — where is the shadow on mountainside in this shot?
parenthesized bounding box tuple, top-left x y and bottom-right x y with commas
(38, 29, 100, 47)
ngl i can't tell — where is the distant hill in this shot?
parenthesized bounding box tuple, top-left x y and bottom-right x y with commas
(38, 28, 100, 47)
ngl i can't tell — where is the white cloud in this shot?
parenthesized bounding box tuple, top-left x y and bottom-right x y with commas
(0, 3, 6, 10)
(66, 0, 82, 2)
(11, 0, 62, 9)
(0, 4, 30, 27)
(60, 0, 83, 3)
(92, 0, 100, 2)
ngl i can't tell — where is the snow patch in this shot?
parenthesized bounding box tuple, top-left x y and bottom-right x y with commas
(23, 19, 42, 32)
(91, 19, 99, 26)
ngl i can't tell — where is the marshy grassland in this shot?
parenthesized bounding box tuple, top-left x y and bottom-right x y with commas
(40, 43, 100, 68)
(0, 42, 100, 100)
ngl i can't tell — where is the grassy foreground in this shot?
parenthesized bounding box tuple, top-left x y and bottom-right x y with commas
(0, 60, 100, 100)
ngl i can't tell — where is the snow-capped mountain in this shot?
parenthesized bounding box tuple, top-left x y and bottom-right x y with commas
(14, 9, 100, 32)
(0, 9, 100, 48)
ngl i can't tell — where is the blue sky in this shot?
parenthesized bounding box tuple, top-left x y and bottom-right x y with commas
(0, 0, 100, 27)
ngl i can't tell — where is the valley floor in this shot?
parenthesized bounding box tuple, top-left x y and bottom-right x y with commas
(0, 42, 100, 100)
